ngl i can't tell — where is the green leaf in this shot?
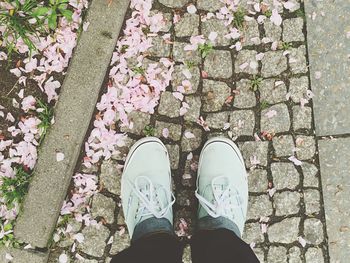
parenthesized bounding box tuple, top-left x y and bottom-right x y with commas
(32, 7, 49, 16)
(4, 223, 13, 232)
(60, 9, 73, 21)
(48, 11, 57, 30)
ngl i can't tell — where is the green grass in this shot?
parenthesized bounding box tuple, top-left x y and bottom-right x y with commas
(0, 0, 43, 58)
(185, 60, 196, 69)
(250, 76, 263, 91)
(264, 10, 272, 18)
(295, 9, 305, 19)
(132, 66, 145, 75)
(198, 43, 213, 58)
(0, 0, 73, 58)
(233, 7, 246, 29)
(281, 42, 292, 51)
(143, 125, 155, 136)
(260, 100, 270, 110)
(0, 167, 31, 208)
(37, 99, 53, 145)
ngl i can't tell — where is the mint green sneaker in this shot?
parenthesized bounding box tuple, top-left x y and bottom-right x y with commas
(195, 137, 248, 236)
(121, 137, 175, 238)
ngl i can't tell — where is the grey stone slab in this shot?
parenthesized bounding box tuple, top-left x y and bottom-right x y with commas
(14, 0, 130, 248)
(318, 137, 350, 262)
(0, 248, 48, 263)
(305, 0, 350, 136)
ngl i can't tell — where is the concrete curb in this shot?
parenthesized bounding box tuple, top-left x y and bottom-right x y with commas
(0, 247, 48, 263)
(14, 0, 130, 248)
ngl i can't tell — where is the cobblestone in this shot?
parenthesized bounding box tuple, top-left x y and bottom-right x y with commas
(205, 112, 229, 129)
(155, 121, 182, 141)
(274, 191, 301, 216)
(99, 161, 121, 195)
(158, 91, 182, 118)
(253, 248, 265, 262)
(158, 0, 189, 8)
(165, 144, 180, 169)
(230, 110, 255, 137)
(271, 163, 300, 190)
(112, 137, 136, 161)
(305, 247, 324, 263)
(272, 135, 295, 157)
(150, 11, 172, 32)
(184, 96, 201, 122)
(204, 50, 232, 78)
(79, 225, 110, 257)
(289, 76, 309, 104)
(91, 193, 116, 224)
(247, 194, 273, 219)
(234, 79, 256, 108)
(304, 189, 321, 215)
(283, 18, 305, 42)
(248, 169, 268, 193)
(261, 103, 291, 133)
(259, 79, 287, 104)
(239, 141, 269, 168)
(149, 35, 171, 57)
(173, 42, 201, 64)
(181, 128, 203, 152)
(268, 246, 288, 263)
(243, 222, 264, 244)
(261, 51, 288, 77)
(175, 13, 199, 37)
(304, 218, 324, 245)
(172, 65, 200, 94)
(264, 21, 282, 42)
(295, 135, 316, 160)
(197, 0, 224, 11)
(289, 46, 308, 74)
(202, 80, 231, 112)
(293, 106, 312, 130)
(234, 50, 258, 75)
(268, 217, 300, 243)
(302, 163, 319, 187)
(288, 247, 302, 263)
(202, 18, 231, 46)
(242, 20, 260, 46)
(120, 111, 150, 135)
(110, 231, 130, 255)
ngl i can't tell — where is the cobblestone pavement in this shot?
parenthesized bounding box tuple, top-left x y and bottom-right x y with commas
(48, 1, 330, 262)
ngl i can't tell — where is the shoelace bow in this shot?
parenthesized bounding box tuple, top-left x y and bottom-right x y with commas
(195, 175, 243, 219)
(131, 176, 175, 220)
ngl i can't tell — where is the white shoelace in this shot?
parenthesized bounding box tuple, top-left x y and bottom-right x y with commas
(131, 176, 175, 221)
(195, 175, 243, 220)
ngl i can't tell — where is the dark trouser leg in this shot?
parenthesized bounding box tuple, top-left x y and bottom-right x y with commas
(191, 227, 260, 263)
(110, 218, 183, 263)
(110, 233, 183, 263)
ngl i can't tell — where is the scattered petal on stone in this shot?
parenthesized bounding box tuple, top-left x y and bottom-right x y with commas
(83, 21, 90, 31)
(59, 253, 68, 263)
(283, 1, 295, 10)
(56, 152, 65, 162)
(5, 253, 13, 261)
(187, 152, 193, 160)
(265, 110, 277, 118)
(162, 128, 169, 138)
(209, 32, 218, 42)
(315, 71, 322, 79)
(187, 4, 197, 14)
(288, 156, 303, 166)
(298, 236, 307, 247)
(184, 131, 195, 139)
